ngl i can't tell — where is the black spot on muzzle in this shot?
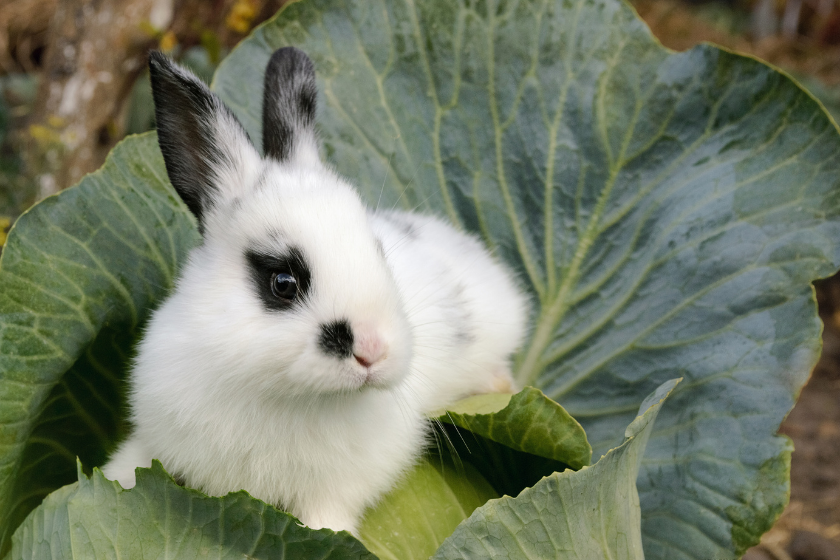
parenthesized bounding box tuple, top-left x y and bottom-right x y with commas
(319, 319, 354, 359)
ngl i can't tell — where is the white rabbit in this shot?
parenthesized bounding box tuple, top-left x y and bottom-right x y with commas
(102, 48, 528, 535)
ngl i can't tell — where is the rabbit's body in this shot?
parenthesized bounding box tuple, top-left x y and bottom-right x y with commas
(372, 210, 525, 409)
(107, 364, 425, 533)
(103, 48, 527, 534)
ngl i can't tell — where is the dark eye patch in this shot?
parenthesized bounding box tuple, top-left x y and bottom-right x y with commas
(245, 246, 311, 311)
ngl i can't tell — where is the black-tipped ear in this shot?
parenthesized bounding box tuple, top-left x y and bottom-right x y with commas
(262, 47, 319, 163)
(149, 51, 256, 230)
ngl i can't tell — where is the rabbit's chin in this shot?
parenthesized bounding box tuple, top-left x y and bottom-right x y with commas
(253, 353, 410, 399)
(255, 374, 403, 405)
(342, 366, 404, 393)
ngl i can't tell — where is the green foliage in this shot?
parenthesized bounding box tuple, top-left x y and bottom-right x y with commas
(2, 0, 840, 557)
(434, 387, 591, 471)
(0, 133, 199, 551)
(430, 387, 592, 499)
(431, 379, 678, 560)
(356, 387, 592, 559)
(358, 458, 498, 559)
(6, 383, 675, 559)
(7, 460, 375, 559)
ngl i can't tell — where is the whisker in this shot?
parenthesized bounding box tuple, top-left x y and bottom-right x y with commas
(374, 147, 396, 213)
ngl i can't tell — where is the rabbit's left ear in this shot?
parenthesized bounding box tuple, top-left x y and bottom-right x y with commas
(262, 47, 319, 165)
(149, 51, 259, 231)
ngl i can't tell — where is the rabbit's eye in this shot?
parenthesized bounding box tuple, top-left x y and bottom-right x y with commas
(246, 247, 310, 311)
(271, 272, 297, 300)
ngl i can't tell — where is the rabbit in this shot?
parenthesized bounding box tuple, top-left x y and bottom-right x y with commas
(102, 47, 529, 535)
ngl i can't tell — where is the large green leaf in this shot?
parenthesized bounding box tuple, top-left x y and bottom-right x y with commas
(7, 460, 373, 559)
(359, 457, 497, 560)
(0, 133, 199, 552)
(358, 388, 590, 559)
(430, 387, 591, 498)
(431, 379, 679, 560)
(213, 0, 840, 557)
(433, 386, 591, 470)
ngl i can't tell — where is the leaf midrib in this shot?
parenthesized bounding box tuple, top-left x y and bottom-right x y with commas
(538, 121, 827, 396)
(516, 36, 634, 388)
(514, 49, 813, 394)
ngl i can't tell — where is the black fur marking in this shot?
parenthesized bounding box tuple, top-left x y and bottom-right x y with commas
(319, 320, 354, 359)
(245, 246, 312, 311)
(262, 47, 317, 162)
(148, 51, 253, 231)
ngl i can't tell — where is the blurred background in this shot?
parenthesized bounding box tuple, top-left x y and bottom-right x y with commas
(0, 0, 839, 557)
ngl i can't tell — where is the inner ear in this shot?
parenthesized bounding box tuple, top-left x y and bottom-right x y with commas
(262, 47, 319, 164)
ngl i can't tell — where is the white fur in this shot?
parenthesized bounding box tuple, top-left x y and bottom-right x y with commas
(371, 210, 528, 411)
(103, 56, 528, 534)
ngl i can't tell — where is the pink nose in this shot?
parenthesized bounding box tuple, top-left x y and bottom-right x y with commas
(355, 354, 374, 368)
(353, 325, 387, 368)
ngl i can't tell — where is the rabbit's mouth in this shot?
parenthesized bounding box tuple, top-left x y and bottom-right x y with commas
(349, 358, 402, 392)
(355, 366, 387, 389)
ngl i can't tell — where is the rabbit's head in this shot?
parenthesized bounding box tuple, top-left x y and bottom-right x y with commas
(148, 49, 412, 398)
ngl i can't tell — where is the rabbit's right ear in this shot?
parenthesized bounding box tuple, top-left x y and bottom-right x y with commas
(262, 47, 319, 165)
(149, 51, 259, 231)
